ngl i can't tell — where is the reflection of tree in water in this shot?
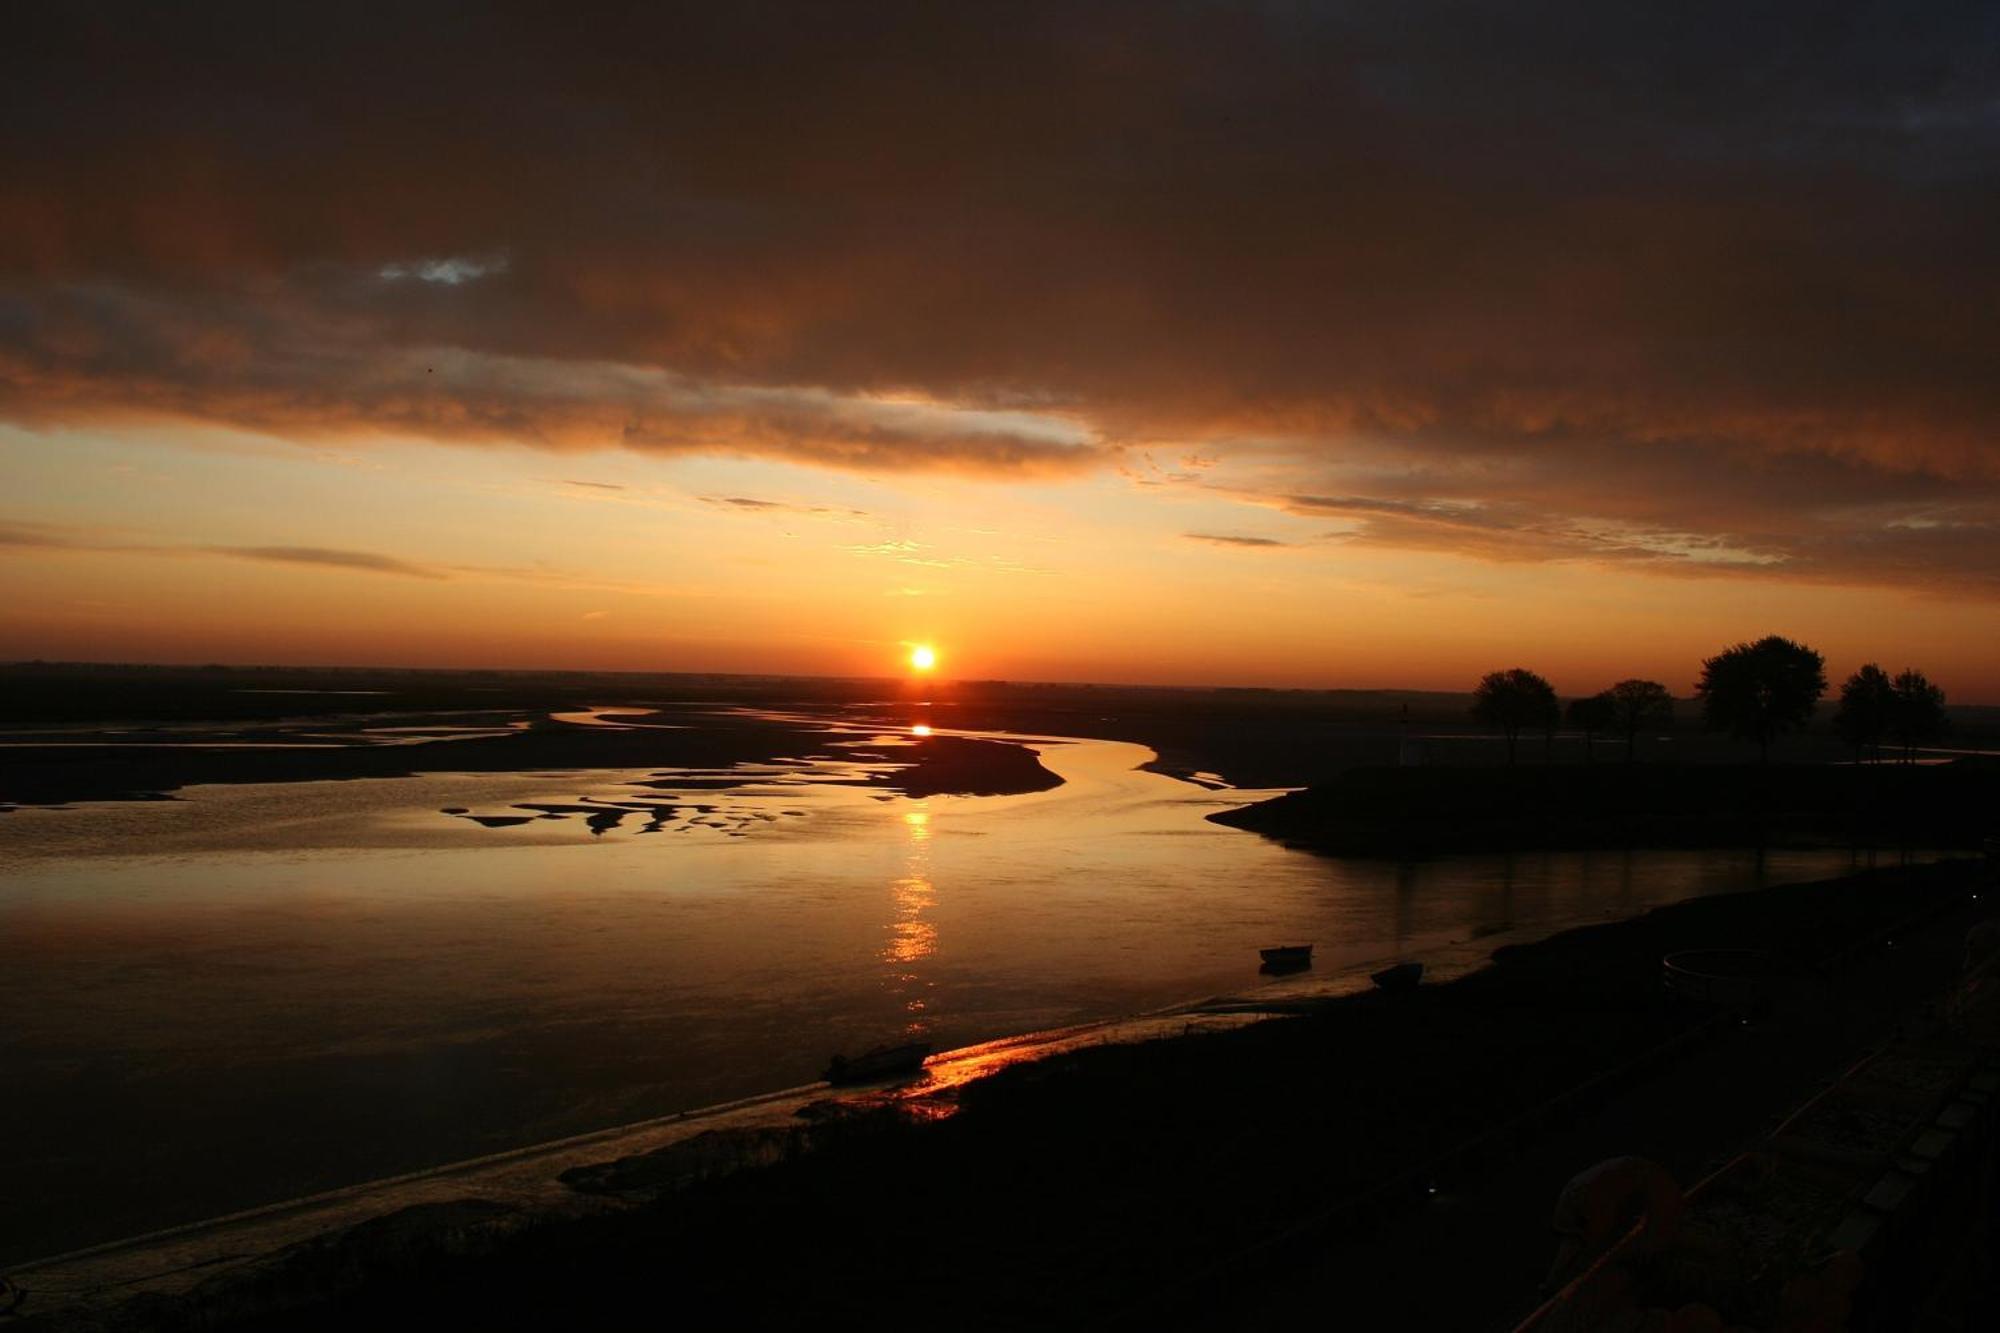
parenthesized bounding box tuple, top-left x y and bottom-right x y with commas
(881, 804, 937, 1034)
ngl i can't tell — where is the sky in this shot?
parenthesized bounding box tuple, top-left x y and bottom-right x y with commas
(3, 2, 1998, 697)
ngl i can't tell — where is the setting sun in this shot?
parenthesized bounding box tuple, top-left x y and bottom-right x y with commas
(909, 644, 938, 672)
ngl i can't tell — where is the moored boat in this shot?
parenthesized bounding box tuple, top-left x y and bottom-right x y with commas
(823, 1040, 933, 1085)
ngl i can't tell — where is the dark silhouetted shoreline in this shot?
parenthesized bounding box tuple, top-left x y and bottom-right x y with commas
(1214, 760, 2000, 856)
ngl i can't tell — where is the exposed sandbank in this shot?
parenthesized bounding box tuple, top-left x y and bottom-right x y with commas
(0, 708, 1061, 809)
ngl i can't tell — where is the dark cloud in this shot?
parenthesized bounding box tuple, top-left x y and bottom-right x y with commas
(701, 495, 868, 518)
(203, 546, 447, 579)
(0, 518, 449, 579)
(0, 520, 93, 550)
(1186, 533, 1288, 548)
(564, 480, 625, 491)
(0, 284, 1103, 477)
(3, 2, 1997, 589)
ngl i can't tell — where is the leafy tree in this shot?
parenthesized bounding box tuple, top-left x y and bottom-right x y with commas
(1471, 668, 1559, 765)
(1889, 669, 1947, 763)
(1606, 679, 1674, 763)
(1695, 636, 1827, 762)
(1565, 692, 1616, 762)
(1832, 663, 1894, 763)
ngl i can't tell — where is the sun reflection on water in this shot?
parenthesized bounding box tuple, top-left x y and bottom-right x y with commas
(882, 802, 937, 1031)
(884, 876, 937, 968)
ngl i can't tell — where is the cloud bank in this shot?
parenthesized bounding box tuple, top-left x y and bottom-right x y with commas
(3, 1, 1997, 592)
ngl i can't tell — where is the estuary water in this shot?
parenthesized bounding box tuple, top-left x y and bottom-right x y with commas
(0, 717, 1897, 1261)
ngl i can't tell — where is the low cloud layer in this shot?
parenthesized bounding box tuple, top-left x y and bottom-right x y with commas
(1, 518, 742, 604)
(4, 2, 1997, 593)
(2, 519, 448, 579)
(204, 546, 447, 579)
(700, 495, 869, 518)
(1187, 533, 1288, 548)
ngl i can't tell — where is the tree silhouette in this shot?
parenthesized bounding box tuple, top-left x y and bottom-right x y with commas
(1832, 663, 1894, 763)
(1889, 669, 1947, 763)
(1565, 692, 1616, 762)
(1606, 679, 1674, 763)
(1695, 636, 1826, 762)
(1471, 668, 1559, 765)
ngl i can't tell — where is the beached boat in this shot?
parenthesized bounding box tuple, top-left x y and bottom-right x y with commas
(1259, 944, 1314, 970)
(823, 1041, 932, 1085)
(1371, 961, 1423, 991)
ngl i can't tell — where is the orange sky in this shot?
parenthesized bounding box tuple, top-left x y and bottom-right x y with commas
(3, 5, 1997, 700)
(3, 423, 1994, 700)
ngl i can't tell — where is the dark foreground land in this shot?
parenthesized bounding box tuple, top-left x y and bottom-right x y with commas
(42, 856, 1991, 1333)
(1216, 760, 2000, 856)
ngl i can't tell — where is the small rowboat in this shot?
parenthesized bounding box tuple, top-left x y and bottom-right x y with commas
(823, 1041, 932, 1085)
(1259, 944, 1314, 972)
(1370, 961, 1423, 992)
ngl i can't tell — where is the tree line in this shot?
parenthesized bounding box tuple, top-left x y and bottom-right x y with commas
(1470, 636, 1949, 764)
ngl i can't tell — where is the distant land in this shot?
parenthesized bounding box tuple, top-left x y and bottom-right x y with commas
(3, 660, 1996, 806)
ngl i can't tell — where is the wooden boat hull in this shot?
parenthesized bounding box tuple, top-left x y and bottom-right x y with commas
(1259, 944, 1314, 972)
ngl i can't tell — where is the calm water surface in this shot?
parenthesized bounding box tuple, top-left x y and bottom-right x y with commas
(0, 719, 1899, 1259)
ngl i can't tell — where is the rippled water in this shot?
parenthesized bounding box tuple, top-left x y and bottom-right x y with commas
(0, 720, 1902, 1260)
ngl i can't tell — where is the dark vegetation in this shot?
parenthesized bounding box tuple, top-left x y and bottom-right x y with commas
(1472, 667, 1560, 764)
(142, 859, 1984, 1333)
(1607, 679, 1677, 762)
(1242, 635, 1989, 855)
(1564, 690, 1616, 755)
(1696, 636, 1828, 762)
(1833, 664, 1949, 763)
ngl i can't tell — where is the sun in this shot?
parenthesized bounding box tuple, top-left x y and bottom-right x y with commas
(908, 644, 938, 672)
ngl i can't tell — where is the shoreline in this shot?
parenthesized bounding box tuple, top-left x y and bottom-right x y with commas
(9, 854, 1985, 1329)
(1213, 759, 2000, 856)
